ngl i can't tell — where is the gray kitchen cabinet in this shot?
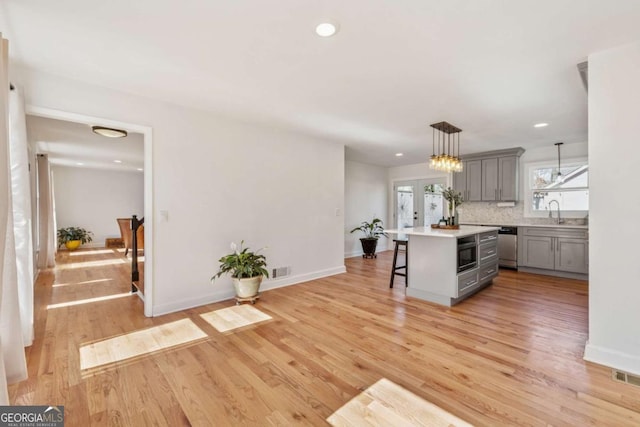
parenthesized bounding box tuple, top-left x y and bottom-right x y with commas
(481, 158, 499, 201)
(453, 160, 482, 202)
(452, 162, 466, 196)
(556, 238, 589, 274)
(498, 156, 519, 201)
(454, 148, 524, 202)
(466, 160, 482, 201)
(518, 227, 589, 277)
(521, 235, 555, 270)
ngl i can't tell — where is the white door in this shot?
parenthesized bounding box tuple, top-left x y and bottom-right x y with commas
(394, 180, 419, 229)
(394, 179, 447, 229)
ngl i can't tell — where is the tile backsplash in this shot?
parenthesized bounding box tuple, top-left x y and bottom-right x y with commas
(457, 202, 588, 226)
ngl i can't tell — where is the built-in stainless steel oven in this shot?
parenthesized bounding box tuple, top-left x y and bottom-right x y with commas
(457, 235, 478, 273)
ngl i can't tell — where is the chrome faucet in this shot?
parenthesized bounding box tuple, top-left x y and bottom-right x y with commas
(548, 200, 564, 224)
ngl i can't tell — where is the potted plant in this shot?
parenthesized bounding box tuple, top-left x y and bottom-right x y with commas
(350, 217, 387, 259)
(442, 187, 464, 225)
(57, 227, 94, 250)
(211, 241, 269, 299)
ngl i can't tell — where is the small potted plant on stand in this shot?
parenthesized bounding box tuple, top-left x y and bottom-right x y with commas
(212, 241, 269, 304)
(57, 227, 94, 250)
(350, 217, 387, 259)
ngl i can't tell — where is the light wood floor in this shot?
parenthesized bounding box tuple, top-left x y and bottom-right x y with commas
(9, 248, 640, 426)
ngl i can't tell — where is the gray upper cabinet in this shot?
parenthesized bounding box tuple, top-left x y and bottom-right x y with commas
(498, 156, 518, 201)
(453, 160, 482, 202)
(466, 160, 482, 201)
(453, 148, 524, 202)
(481, 158, 498, 201)
(452, 163, 466, 196)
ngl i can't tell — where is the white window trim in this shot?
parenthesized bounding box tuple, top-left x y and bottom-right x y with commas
(523, 156, 589, 219)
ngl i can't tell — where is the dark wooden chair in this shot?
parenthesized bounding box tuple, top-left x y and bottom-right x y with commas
(117, 218, 144, 257)
(389, 238, 408, 288)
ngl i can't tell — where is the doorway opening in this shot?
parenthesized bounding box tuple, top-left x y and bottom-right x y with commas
(394, 178, 447, 229)
(26, 106, 154, 316)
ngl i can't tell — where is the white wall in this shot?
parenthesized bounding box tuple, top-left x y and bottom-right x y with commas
(52, 166, 144, 247)
(584, 40, 640, 375)
(15, 67, 345, 316)
(344, 161, 388, 257)
(388, 162, 451, 184)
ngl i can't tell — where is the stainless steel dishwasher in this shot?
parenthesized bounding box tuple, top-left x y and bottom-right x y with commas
(498, 226, 518, 268)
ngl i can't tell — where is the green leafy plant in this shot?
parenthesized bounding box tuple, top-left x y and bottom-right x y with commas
(442, 187, 464, 206)
(350, 217, 387, 240)
(211, 241, 269, 280)
(57, 227, 93, 248)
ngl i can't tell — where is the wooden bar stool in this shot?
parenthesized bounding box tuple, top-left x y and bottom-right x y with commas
(389, 237, 408, 288)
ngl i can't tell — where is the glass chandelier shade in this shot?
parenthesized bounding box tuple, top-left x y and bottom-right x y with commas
(429, 121, 463, 173)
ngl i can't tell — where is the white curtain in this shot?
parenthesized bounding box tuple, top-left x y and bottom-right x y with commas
(0, 32, 28, 405)
(37, 154, 56, 268)
(9, 86, 34, 346)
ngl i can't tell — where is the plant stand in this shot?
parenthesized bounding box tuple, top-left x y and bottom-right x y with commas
(235, 293, 261, 305)
(362, 253, 377, 259)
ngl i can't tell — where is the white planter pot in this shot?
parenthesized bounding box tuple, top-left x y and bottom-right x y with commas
(232, 276, 262, 298)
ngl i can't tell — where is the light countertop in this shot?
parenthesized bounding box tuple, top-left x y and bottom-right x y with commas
(460, 222, 588, 230)
(386, 225, 500, 239)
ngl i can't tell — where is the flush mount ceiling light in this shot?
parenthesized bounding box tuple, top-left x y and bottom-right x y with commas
(113, 160, 122, 164)
(316, 22, 338, 37)
(395, 153, 403, 157)
(429, 121, 463, 173)
(534, 122, 549, 128)
(91, 125, 128, 138)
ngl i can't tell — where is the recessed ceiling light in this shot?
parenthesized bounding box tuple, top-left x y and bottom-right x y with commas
(137, 168, 143, 171)
(316, 22, 338, 37)
(395, 153, 404, 157)
(91, 125, 128, 138)
(533, 123, 549, 128)
(76, 162, 84, 166)
(113, 160, 122, 164)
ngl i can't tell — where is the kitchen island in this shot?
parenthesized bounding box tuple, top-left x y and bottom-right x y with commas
(386, 225, 500, 306)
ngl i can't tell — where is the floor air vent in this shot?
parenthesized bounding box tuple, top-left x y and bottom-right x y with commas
(612, 369, 640, 387)
(272, 266, 290, 279)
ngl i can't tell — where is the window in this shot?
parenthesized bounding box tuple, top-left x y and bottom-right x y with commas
(525, 158, 589, 218)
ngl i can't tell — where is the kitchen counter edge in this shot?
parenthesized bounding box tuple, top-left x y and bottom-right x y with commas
(386, 225, 501, 239)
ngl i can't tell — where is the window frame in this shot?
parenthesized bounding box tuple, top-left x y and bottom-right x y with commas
(523, 156, 589, 219)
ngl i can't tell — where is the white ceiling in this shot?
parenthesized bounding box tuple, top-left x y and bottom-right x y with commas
(4, 0, 640, 166)
(26, 115, 144, 171)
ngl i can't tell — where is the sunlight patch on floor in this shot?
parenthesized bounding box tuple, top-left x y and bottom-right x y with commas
(327, 378, 474, 427)
(52, 278, 113, 288)
(56, 258, 128, 270)
(69, 249, 117, 256)
(200, 305, 272, 333)
(80, 318, 207, 370)
(47, 292, 133, 309)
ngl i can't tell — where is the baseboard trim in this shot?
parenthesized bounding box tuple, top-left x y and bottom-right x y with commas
(152, 265, 347, 316)
(517, 266, 588, 281)
(584, 341, 640, 377)
(345, 246, 394, 259)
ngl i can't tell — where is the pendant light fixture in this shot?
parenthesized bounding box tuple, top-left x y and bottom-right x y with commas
(429, 121, 463, 173)
(554, 142, 564, 183)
